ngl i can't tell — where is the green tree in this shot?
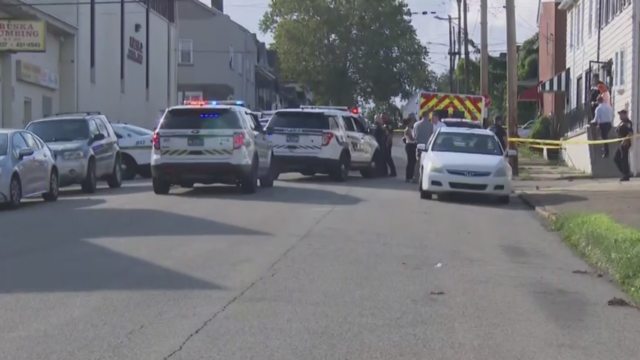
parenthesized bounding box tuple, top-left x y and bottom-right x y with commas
(260, 0, 431, 105)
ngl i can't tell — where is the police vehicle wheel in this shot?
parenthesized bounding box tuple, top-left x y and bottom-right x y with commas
(260, 162, 275, 188)
(42, 169, 59, 202)
(107, 156, 123, 188)
(419, 172, 432, 200)
(241, 159, 258, 194)
(153, 178, 171, 195)
(121, 154, 138, 181)
(81, 159, 97, 194)
(331, 153, 350, 182)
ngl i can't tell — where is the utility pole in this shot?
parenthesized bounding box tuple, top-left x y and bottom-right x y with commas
(505, 0, 518, 174)
(480, 0, 489, 99)
(462, 0, 469, 93)
(457, 0, 462, 93)
(448, 15, 454, 92)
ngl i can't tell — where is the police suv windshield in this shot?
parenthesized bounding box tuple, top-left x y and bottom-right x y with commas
(160, 108, 243, 130)
(27, 118, 90, 142)
(268, 112, 330, 129)
(432, 132, 503, 156)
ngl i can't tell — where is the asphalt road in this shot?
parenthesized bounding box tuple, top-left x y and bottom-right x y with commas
(2, 145, 640, 360)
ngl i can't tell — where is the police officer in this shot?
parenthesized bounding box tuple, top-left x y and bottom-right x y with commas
(614, 109, 633, 182)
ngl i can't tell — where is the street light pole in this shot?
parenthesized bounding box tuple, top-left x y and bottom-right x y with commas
(462, 0, 470, 93)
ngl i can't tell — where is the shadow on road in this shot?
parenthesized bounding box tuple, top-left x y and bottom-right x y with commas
(176, 184, 362, 206)
(431, 193, 532, 210)
(279, 174, 417, 192)
(0, 197, 265, 294)
(519, 192, 588, 208)
(59, 183, 153, 197)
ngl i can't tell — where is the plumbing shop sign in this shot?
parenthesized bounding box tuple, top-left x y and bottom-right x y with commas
(0, 20, 46, 52)
(127, 36, 143, 64)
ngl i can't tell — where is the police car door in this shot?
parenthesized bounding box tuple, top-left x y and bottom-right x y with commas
(244, 111, 270, 173)
(340, 115, 367, 165)
(351, 115, 377, 159)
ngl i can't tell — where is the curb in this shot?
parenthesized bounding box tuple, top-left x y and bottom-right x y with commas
(516, 192, 558, 223)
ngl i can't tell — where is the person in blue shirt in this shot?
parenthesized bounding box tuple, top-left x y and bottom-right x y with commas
(591, 95, 614, 157)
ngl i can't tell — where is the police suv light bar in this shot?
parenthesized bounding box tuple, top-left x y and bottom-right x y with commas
(183, 100, 245, 107)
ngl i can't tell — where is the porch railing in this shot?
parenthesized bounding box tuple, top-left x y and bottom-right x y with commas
(558, 103, 588, 136)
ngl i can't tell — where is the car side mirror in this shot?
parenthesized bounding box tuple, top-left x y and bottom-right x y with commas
(265, 126, 274, 135)
(506, 149, 517, 157)
(90, 133, 105, 143)
(417, 143, 427, 151)
(18, 148, 34, 159)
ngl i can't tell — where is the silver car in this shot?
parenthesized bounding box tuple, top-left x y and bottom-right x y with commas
(26, 113, 123, 193)
(0, 129, 59, 209)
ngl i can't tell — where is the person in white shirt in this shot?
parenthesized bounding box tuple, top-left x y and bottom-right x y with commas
(431, 112, 447, 134)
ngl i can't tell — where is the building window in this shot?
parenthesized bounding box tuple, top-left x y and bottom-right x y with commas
(229, 45, 235, 70)
(587, 0, 599, 36)
(179, 39, 193, 64)
(569, 10, 574, 49)
(595, 0, 600, 30)
(618, 48, 625, 85)
(238, 53, 243, 75)
(576, 3, 581, 48)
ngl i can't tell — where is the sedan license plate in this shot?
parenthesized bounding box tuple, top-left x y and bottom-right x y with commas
(188, 137, 204, 146)
(286, 135, 299, 143)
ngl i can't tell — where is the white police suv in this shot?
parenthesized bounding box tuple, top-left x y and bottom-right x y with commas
(265, 106, 382, 181)
(150, 100, 274, 194)
(111, 123, 153, 180)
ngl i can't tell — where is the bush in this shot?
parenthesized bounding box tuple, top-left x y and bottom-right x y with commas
(530, 115, 552, 140)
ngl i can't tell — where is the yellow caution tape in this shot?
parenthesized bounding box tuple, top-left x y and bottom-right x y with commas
(509, 133, 639, 145)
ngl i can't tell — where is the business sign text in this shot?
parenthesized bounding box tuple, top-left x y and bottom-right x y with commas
(127, 36, 143, 64)
(0, 20, 46, 52)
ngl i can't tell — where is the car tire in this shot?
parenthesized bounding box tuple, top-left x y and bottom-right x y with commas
(107, 155, 123, 188)
(241, 158, 258, 194)
(7, 174, 22, 209)
(360, 150, 381, 179)
(419, 169, 432, 199)
(153, 177, 171, 195)
(42, 168, 59, 202)
(260, 158, 275, 188)
(121, 153, 138, 181)
(81, 158, 97, 193)
(331, 153, 350, 182)
(497, 195, 510, 204)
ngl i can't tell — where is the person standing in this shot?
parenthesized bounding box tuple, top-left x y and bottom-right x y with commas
(403, 115, 417, 182)
(489, 115, 508, 151)
(591, 95, 615, 157)
(430, 111, 446, 134)
(382, 114, 397, 177)
(588, 77, 601, 120)
(614, 109, 633, 181)
(598, 81, 611, 105)
(373, 115, 389, 176)
(413, 113, 435, 180)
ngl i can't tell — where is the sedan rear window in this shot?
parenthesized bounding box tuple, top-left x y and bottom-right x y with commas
(26, 118, 90, 142)
(268, 112, 329, 129)
(160, 108, 242, 130)
(0, 134, 7, 156)
(432, 132, 503, 156)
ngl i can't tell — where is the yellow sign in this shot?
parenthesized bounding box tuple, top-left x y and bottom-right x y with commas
(0, 20, 46, 52)
(16, 60, 59, 89)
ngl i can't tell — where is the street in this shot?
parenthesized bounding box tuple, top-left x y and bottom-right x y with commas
(1, 148, 640, 360)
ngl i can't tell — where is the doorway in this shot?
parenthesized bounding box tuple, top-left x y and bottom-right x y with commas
(23, 97, 32, 127)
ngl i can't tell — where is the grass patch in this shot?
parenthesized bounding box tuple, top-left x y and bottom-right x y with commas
(554, 213, 640, 304)
(517, 145, 542, 159)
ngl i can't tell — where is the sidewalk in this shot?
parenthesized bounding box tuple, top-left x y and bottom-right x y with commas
(515, 158, 640, 230)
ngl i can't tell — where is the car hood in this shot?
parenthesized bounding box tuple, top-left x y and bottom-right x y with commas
(431, 152, 505, 171)
(46, 140, 86, 152)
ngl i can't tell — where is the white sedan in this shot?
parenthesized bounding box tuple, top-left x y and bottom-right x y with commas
(417, 127, 515, 204)
(111, 123, 154, 180)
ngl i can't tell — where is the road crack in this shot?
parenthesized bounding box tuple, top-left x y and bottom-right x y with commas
(162, 201, 340, 359)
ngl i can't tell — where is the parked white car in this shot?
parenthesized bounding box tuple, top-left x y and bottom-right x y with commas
(417, 127, 515, 204)
(517, 120, 536, 138)
(111, 123, 153, 180)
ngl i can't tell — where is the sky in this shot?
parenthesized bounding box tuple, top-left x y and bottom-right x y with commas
(208, 0, 540, 76)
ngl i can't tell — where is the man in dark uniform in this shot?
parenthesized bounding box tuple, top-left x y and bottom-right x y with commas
(614, 109, 633, 181)
(588, 76, 602, 120)
(373, 115, 389, 176)
(489, 115, 508, 151)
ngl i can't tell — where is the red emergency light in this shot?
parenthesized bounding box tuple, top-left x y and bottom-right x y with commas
(351, 108, 359, 114)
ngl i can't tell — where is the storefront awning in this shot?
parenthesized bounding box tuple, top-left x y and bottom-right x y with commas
(518, 81, 542, 102)
(539, 68, 570, 93)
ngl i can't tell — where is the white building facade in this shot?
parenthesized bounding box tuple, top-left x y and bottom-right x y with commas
(0, 2, 76, 128)
(557, 0, 638, 175)
(2, 0, 178, 131)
